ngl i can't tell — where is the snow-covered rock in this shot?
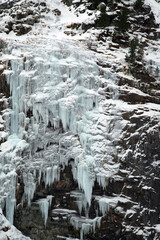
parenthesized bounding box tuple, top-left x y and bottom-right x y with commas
(0, 0, 160, 239)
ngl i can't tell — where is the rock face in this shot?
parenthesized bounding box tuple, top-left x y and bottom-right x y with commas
(0, 0, 49, 35)
(0, 0, 160, 240)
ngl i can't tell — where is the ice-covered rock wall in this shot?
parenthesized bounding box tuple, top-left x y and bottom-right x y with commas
(0, 36, 122, 232)
(1, 0, 160, 239)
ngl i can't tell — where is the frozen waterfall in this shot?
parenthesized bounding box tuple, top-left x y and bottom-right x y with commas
(0, 36, 121, 234)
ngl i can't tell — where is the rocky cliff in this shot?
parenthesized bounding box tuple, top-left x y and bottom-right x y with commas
(0, 0, 160, 239)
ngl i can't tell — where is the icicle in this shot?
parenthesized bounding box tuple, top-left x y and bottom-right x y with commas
(99, 198, 110, 216)
(45, 166, 60, 187)
(71, 161, 77, 181)
(10, 60, 20, 135)
(23, 172, 36, 206)
(38, 170, 42, 184)
(98, 196, 120, 216)
(80, 223, 92, 240)
(59, 105, 69, 131)
(37, 195, 53, 226)
(47, 195, 53, 207)
(38, 199, 49, 226)
(77, 163, 91, 205)
(70, 216, 101, 240)
(77, 160, 95, 206)
(70, 191, 88, 217)
(70, 216, 82, 232)
(1, 34, 113, 234)
(96, 173, 107, 189)
(5, 171, 17, 224)
(6, 197, 16, 224)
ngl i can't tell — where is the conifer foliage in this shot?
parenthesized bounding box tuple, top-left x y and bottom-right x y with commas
(125, 37, 143, 64)
(134, 0, 144, 10)
(116, 8, 129, 33)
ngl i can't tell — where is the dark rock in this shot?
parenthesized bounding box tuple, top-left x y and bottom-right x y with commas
(0, 74, 10, 98)
(15, 25, 32, 35)
(2, 226, 10, 232)
(52, 8, 61, 16)
(112, 32, 129, 46)
(40, 2, 46, 7)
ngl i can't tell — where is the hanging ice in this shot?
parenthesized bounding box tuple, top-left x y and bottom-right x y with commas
(5, 171, 17, 224)
(23, 172, 36, 206)
(97, 196, 131, 216)
(45, 166, 60, 187)
(37, 195, 53, 226)
(0, 24, 121, 230)
(77, 162, 94, 206)
(70, 216, 101, 240)
(70, 191, 89, 217)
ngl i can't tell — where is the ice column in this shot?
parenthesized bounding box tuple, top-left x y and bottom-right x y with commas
(5, 171, 17, 224)
(77, 162, 94, 206)
(45, 166, 60, 187)
(23, 172, 36, 206)
(9, 59, 23, 135)
(38, 195, 53, 226)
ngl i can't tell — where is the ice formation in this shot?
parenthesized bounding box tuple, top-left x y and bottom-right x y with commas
(70, 191, 89, 217)
(96, 196, 131, 216)
(0, 33, 124, 230)
(0, 0, 160, 238)
(0, 0, 139, 236)
(70, 216, 101, 240)
(5, 171, 16, 224)
(37, 195, 53, 226)
(44, 166, 60, 187)
(23, 172, 36, 206)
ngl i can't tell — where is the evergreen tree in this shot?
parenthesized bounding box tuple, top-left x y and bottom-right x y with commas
(96, 12, 110, 27)
(95, 2, 110, 28)
(134, 0, 144, 10)
(91, 0, 108, 9)
(116, 8, 129, 33)
(125, 37, 140, 63)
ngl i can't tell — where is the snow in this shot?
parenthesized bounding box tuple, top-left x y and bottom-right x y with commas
(145, 0, 160, 24)
(52, 208, 77, 215)
(0, 134, 27, 153)
(155, 224, 160, 233)
(0, 209, 30, 240)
